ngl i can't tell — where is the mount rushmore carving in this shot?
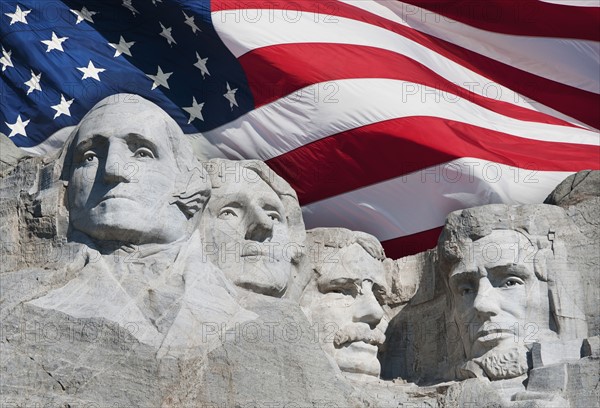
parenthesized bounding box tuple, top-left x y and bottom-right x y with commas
(1, 95, 597, 407)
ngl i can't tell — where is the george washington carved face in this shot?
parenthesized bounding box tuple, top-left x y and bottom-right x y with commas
(67, 96, 206, 245)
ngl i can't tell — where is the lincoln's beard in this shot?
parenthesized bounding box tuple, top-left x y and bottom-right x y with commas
(458, 344, 529, 380)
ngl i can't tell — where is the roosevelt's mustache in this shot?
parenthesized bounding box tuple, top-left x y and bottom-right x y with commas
(333, 323, 386, 348)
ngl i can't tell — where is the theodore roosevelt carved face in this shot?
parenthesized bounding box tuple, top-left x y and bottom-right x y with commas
(301, 229, 389, 378)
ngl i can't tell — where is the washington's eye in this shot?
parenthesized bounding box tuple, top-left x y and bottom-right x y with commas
(83, 151, 97, 163)
(134, 147, 155, 159)
(218, 208, 238, 219)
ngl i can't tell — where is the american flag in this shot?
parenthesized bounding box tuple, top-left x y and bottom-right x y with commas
(2, 0, 599, 258)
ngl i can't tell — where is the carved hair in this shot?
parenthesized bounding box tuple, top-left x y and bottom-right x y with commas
(202, 158, 306, 261)
(306, 227, 386, 274)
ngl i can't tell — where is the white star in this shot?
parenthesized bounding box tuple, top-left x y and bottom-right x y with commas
(41, 32, 68, 53)
(24, 70, 42, 95)
(159, 22, 177, 46)
(70, 7, 97, 24)
(109, 36, 135, 58)
(183, 97, 205, 124)
(5, 5, 31, 25)
(1, 47, 13, 71)
(183, 11, 200, 34)
(152, 0, 163, 5)
(51, 94, 74, 119)
(5, 115, 30, 137)
(146, 66, 173, 90)
(122, 0, 139, 16)
(193, 52, 210, 78)
(77, 61, 106, 81)
(224, 82, 239, 110)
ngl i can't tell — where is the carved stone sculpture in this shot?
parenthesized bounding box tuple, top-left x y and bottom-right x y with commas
(2, 97, 598, 408)
(18, 95, 255, 357)
(201, 158, 306, 298)
(301, 228, 390, 378)
(438, 204, 589, 381)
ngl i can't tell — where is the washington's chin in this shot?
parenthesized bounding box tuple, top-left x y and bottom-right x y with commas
(334, 342, 381, 377)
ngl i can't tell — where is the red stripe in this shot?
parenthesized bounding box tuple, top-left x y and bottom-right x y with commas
(381, 227, 443, 259)
(266, 116, 600, 204)
(401, 0, 600, 41)
(218, 0, 599, 128)
(240, 43, 581, 128)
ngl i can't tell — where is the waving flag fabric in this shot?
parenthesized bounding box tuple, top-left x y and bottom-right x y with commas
(1, 0, 599, 258)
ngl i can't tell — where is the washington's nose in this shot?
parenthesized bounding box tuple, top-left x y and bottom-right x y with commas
(353, 280, 384, 329)
(244, 210, 274, 242)
(103, 143, 131, 184)
(473, 276, 501, 318)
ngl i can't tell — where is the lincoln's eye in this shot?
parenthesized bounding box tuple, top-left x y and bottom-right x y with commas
(502, 277, 524, 288)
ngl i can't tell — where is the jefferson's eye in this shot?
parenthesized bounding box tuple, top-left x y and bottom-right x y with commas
(502, 277, 524, 288)
(134, 147, 155, 159)
(267, 212, 281, 222)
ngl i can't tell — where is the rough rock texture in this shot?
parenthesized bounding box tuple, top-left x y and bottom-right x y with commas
(2, 126, 599, 408)
(546, 170, 600, 337)
(544, 170, 600, 207)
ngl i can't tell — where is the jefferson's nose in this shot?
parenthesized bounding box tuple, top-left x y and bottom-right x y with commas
(244, 209, 274, 242)
(103, 143, 131, 184)
(353, 280, 384, 329)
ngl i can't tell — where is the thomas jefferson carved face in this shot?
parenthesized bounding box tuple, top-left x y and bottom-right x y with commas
(448, 230, 552, 361)
(301, 243, 388, 377)
(202, 165, 293, 297)
(67, 98, 190, 245)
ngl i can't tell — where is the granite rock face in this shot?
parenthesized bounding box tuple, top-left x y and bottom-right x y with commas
(1, 95, 598, 408)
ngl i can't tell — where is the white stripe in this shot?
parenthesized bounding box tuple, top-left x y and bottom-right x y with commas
(339, 0, 600, 94)
(211, 8, 592, 120)
(201, 79, 599, 161)
(301, 158, 572, 241)
(538, 0, 599, 6)
(20, 126, 75, 156)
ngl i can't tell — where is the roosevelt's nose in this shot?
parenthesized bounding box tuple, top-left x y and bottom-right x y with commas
(244, 208, 274, 242)
(473, 276, 501, 318)
(353, 280, 384, 329)
(102, 142, 131, 184)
